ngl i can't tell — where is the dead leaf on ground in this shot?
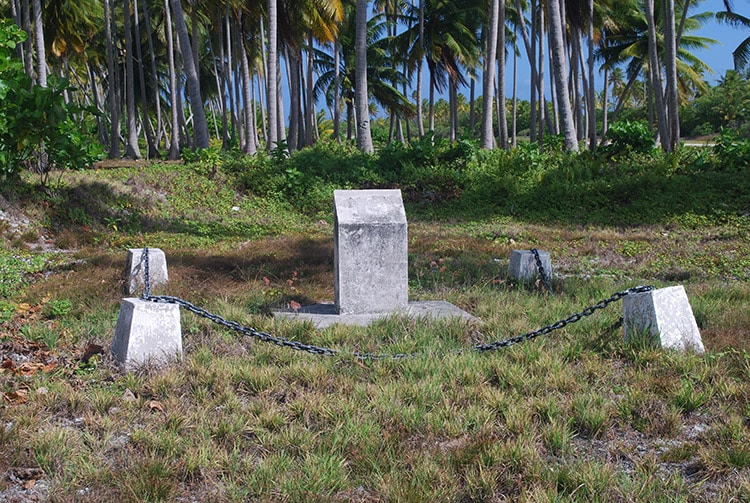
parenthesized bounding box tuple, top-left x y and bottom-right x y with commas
(3, 389, 29, 404)
(1, 357, 14, 373)
(16, 362, 57, 376)
(147, 400, 164, 413)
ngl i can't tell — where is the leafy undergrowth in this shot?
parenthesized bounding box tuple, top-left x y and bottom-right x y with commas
(1, 162, 749, 501)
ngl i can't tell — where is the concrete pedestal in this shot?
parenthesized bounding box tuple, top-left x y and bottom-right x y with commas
(111, 298, 182, 368)
(509, 250, 551, 283)
(622, 285, 705, 353)
(124, 248, 168, 295)
(334, 190, 408, 315)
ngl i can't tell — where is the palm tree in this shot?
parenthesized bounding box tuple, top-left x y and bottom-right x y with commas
(31, 0, 45, 86)
(413, 0, 481, 139)
(165, 0, 181, 159)
(717, 5, 750, 71)
(597, 0, 715, 137)
(104, 0, 121, 158)
(481, 0, 499, 149)
(547, 0, 578, 150)
(644, 0, 669, 147)
(123, 0, 142, 158)
(314, 3, 413, 139)
(266, 0, 279, 150)
(170, 0, 210, 149)
(355, 0, 374, 152)
(276, 0, 343, 150)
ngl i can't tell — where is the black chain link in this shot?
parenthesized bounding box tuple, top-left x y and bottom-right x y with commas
(531, 248, 554, 295)
(472, 285, 653, 352)
(140, 247, 151, 299)
(136, 247, 654, 360)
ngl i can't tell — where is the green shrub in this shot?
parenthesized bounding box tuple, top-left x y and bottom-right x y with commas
(713, 128, 750, 172)
(603, 120, 655, 157)
(0, 21, 100, 183)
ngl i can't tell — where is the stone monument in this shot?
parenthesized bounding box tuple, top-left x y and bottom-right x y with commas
(274, 189, 477, 328)
(334, 189, 408, 314)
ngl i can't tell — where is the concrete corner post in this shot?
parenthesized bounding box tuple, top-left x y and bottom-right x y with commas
(124, 248, 168, 295)
(111, 298, 182, 368)
(334, 189, 408, 315)
(509, 250, 551, 283)
(622, 285, 705, 353)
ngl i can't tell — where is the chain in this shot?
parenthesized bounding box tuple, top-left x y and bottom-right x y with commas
(135, 247, 653, 359)
(531, 248, 554, 295)
(472, 285, 653, 352)
(140, 247, 151, 299)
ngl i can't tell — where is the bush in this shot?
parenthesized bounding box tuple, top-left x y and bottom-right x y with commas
(713, 129, 750, 172)
(602, 120, 655, 157)
(0, 21, 100, 183)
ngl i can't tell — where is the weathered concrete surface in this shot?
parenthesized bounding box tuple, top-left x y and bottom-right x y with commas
(509, 250, 551, 283)
(623, 285, 705, 353)
(274, 300, 478, 329)
(124, 248, 168, 295)
(334, 189, 408, 315)
(111, 298, 182, 368)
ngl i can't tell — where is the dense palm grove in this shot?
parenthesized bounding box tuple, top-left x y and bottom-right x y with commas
(0, 0, 749, 176)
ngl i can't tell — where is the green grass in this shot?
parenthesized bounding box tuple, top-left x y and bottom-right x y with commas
(1, 151, 749, 501)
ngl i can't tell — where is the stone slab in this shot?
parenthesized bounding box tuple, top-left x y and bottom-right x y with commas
(111, 298, 182, 368)
(622, 285, 705, 353)
(273, 301, 479, 329)
(334, 189, 408, 314)
(508, 249, 551, 283)
(124, 248, 168, 295)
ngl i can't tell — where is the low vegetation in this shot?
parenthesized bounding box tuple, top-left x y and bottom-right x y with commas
(1, 142, 749, 501)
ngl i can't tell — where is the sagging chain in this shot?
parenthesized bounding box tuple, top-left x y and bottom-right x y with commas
(472, 285, 653, 352)
(136, 248, 654, 360)
(531, 248, 554, 295)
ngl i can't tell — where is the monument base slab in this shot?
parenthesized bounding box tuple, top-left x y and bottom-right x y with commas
(273, 301, 479, 329)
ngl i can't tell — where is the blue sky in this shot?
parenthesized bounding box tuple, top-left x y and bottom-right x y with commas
(692, 0, 748, 83)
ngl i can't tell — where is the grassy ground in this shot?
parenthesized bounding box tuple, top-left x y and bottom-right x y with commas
(1, 160, 749, 502)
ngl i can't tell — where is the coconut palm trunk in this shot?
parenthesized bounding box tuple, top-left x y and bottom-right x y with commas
(546, 0, 578, 150)
(170, 0, 210, 149)
(266, 0, 279, 150)
(644, 0, 669, 149)
(31, 0, 45, 87)
(663, 0, 679, 151)
(105, 0, 121, 158)
(124, 0, 142, 159)
(165, 0, 181, 159)
(355, 0, 374, 153)
(481, 0, 499, 149)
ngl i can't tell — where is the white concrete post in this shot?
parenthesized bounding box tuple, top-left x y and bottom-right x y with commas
(111, 298, 182, 368)
(124, 248, 168, 295)
(509, 250, 551, 283)
(622, 285, 705, 353)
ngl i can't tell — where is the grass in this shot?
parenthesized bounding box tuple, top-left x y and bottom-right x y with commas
(0, 155, 749, 501)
